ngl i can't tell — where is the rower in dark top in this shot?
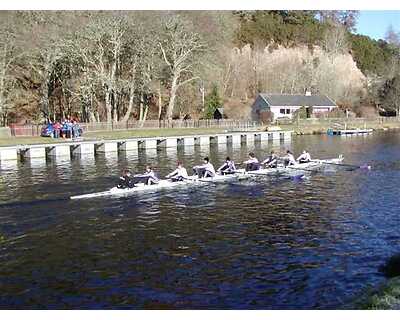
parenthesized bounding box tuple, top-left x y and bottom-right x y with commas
(166, 161, 189, 182)
(261, 150, 278, 168)
(217, 157, 236, 175)
(243, 152, 260, 171)
(133, 165, 159, 185)
(193, 157, 216, 178)
(117, 169, 135, 189)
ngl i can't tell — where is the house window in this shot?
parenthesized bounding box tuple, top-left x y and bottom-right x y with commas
(285, 109, 291, 114)
(280, 109, 285, 114)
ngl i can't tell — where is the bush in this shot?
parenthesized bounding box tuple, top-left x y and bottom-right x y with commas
(379, 253, 400, 278)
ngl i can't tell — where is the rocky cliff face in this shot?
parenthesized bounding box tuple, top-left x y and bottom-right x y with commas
(223, 44, 366, 117)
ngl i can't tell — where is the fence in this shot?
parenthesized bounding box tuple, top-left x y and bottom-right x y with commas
(9, 119, 261, 137)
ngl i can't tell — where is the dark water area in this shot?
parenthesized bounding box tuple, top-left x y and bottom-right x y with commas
(0, 132, 399, 309)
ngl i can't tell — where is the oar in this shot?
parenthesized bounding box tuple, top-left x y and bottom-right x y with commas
(237, 168, 304, 181)
(313, 160, 371, 171)
(284, 166, 319, 173)
(182, 176, 226, 184)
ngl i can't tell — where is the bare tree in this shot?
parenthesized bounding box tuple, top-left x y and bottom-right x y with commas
(0, 26, 18, 125)
(322, 23, 348, 57)
(159, 15, 205, 120)
(318, 10, 359, 32)
(73, 15, 128, 125)
(385, 24, 400, 47)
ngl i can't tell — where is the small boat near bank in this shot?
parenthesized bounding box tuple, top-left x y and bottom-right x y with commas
(327, 128, 373, 135)
(70, 156, 343, 200)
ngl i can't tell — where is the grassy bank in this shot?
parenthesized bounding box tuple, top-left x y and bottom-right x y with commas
(278, 120, 400, 135)
(0, 127, 252, 147)
(355, 277, 400, 309)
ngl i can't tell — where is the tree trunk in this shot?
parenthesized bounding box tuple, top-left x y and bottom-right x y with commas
(121, 89, 135, 123)
(139, 92, 144, 121)
(139, 105, 149, 128)
(89, 111, 97, 123)
(113, 107, 118, 123)
(158, 86, 162, 120)
(167, 74, 179, 120)
(105, 89, 112, 125)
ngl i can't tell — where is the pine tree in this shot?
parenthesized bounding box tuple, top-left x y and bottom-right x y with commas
(204, 84, 222, 119)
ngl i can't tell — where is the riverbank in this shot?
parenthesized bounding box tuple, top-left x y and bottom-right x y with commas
(279, 122, 400, 135)
(0, 128, 253, 147)
(278, 117, 400, 135)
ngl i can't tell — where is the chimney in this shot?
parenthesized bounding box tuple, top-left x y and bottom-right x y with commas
(305, 91, 311, 96)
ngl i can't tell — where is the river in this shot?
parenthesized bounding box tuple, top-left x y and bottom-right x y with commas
(0, 132, 399, 309)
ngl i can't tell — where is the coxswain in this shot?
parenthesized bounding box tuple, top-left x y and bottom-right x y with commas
(166, 161, 189, 182)
(193, 157, 216, 178)
(243, 152, 260, 171)
(217, 156, 236, 175)
(117, 169, 135, 189)
(134, 165, 159, 185)
(283, 150, 296, 167)
(297, 150, 311, 163)
(261, 150, 278, 168)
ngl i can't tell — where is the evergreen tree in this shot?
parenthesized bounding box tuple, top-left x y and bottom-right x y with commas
(204, 84, 222, 119)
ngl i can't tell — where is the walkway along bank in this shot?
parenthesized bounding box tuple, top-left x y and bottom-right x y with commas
(0, 131, 292, 162)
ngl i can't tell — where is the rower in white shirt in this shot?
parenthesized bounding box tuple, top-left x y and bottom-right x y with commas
(243, 152, 260, 171)
(193, 157, 216, 178)
(297, 150, 312, 163)
(166, 161, 188, 182)
(134, 165, 159, 185)
(217, 157, 236, 175)
(283, 150, 296, 167)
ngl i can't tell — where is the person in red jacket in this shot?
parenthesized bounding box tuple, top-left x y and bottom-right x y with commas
(53, 121, 62, 138)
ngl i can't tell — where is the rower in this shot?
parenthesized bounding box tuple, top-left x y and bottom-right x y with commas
(243, 152, 260, 171)
(261, 150, 278, 168)
(217, 156, 236, 175)
(117, 169, 135, 189)
(193, 157, 216, 178)
(166, 161, 188, 182)
(297, 150, 311, 163)
(283, 150, 296, 167)
(134, 165, 159, 185)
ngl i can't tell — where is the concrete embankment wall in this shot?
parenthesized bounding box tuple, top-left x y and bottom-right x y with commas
(0, 130, 292, 163)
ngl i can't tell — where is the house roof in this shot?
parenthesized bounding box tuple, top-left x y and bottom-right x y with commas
(259, 94, 336, 107)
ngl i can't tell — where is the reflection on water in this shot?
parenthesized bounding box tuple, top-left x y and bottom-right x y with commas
(0, 132, 399, 309)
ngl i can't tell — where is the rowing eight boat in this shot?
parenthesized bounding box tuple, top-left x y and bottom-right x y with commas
(70, 155, 343, 200)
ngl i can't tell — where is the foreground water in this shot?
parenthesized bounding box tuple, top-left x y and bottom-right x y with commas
(0, 132, 399, 309)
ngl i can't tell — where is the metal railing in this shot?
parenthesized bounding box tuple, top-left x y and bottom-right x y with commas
(9, 120, 261, 137)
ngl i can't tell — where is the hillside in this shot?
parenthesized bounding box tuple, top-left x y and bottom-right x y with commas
(0, 10, 399, 125)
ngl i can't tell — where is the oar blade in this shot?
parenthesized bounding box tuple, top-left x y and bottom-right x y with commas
(292, 174, 305, 181)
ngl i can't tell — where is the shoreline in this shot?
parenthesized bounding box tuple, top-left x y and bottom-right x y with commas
(279, 122, 400, 135)
(0, 128, 257, 148)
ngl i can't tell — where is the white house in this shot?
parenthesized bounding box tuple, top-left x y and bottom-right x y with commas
(251, 92, 337, 122)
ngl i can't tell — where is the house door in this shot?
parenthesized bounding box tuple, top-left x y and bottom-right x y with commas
(306, 107, 311, 118)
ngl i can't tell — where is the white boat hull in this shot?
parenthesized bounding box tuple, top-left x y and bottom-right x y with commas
(70, 156, 343, 200)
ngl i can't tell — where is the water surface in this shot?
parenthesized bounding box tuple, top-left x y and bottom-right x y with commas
(0, 132, 399, 309)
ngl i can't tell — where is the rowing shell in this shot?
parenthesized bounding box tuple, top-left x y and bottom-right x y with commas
(70, 173, 241, 200)
(70, 156, 343, 200)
